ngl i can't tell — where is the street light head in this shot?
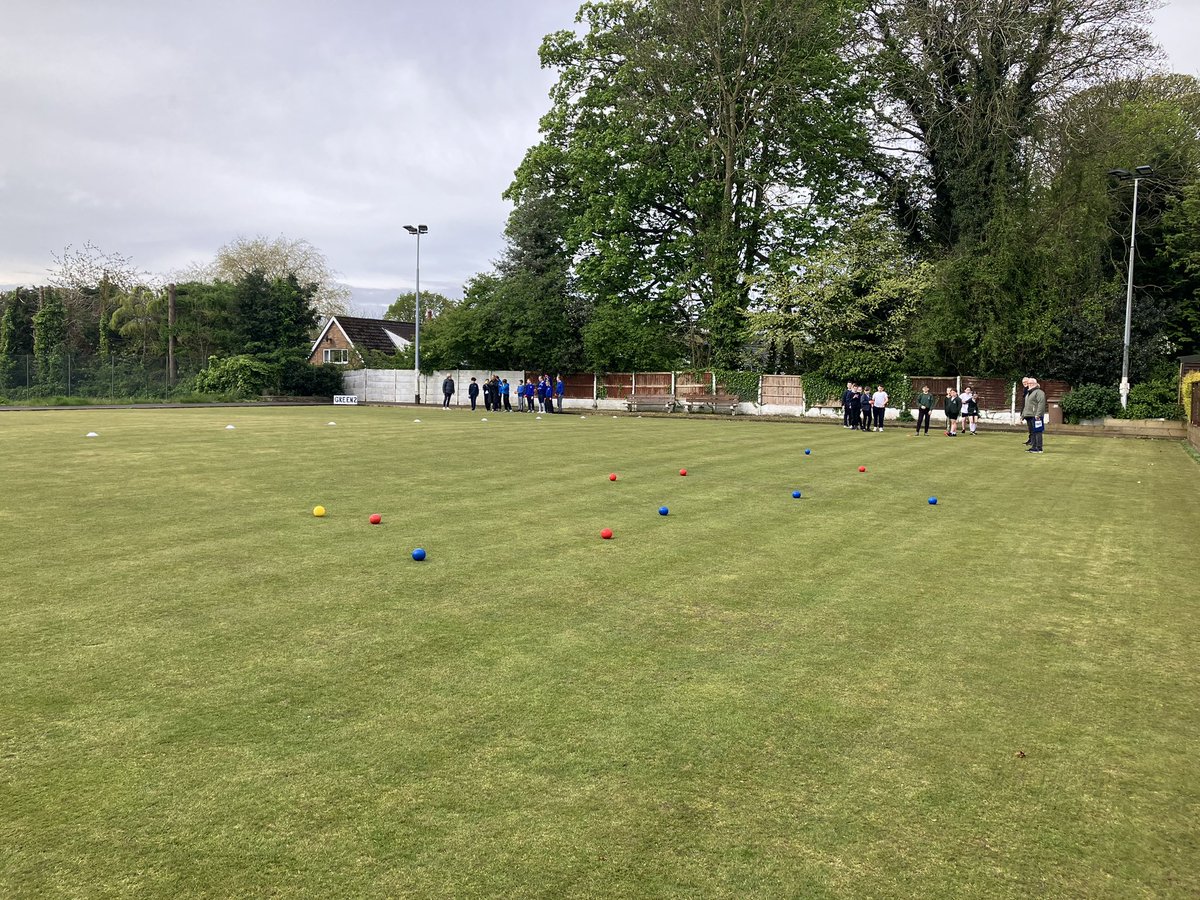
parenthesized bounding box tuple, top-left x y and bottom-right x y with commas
(404, 225, 418, 234)
(1108, 168, 1131, 179)
(1135, 165, 1153, 176)
(417, 224, 428, 234)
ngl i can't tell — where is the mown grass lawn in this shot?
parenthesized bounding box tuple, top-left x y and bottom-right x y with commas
(1, 406, 1197, 898)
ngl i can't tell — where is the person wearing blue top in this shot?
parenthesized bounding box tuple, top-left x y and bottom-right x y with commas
(535, 377, 547, 412)
(500, 378, 511, 411)
(555, 375, 565, 412)
(525, 379, 536, 411)
(467, 377, 480, 411)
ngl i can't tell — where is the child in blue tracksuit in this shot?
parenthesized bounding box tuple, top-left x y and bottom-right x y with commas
(555, 375, 565, 412)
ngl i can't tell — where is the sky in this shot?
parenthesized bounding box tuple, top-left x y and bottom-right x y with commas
(1, 0, 1198, 317)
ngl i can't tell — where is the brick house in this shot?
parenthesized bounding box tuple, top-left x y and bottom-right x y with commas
(308, 315, 416, 367)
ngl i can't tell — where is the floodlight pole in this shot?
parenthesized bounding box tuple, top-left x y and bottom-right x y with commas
(404, 224, 428, 405)
(1109, 167, 1151, 410)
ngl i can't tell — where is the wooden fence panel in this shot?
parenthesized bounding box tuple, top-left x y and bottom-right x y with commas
(601, 373, 634, 399)
(961, 377, 1011, 412)
(761, 375, 803, 405)
(911, 377, 957, 404)
(559, 373, 594, 399)
(635, 372, 673, 395)
(675, 371, 712, 397)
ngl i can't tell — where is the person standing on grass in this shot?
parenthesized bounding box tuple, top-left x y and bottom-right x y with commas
(556, 374, 565, 412)
(442, 374, 455, 409)
(468, 377, 480, 411)
(525, 379, 536, 412)
(944, 388, 962, 436)
(842, 381, 854, 428)
(501, 378, 512, 411)
(915, 385, 934, 435)
(1021, 377, 1034, 445)
(871, 384, 889, 431)
(1023, 378, 1047, 453)
(859, 387, 873, 432)
(848, 384, 862, 431)
(961, 384, 979, 434)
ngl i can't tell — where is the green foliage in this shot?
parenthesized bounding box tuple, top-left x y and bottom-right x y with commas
(754, 209, 929, 378)
(1060, 384, 1122, 423)
(583, 302, 683, 373)
(1182, 371, 1200, 420)
(360, 347, 413, 370)
(32, 291, 68, 392)
(714, 369, 760, 403)
(1121, 377, 1183, 420)
(512, 0, 871, 368)
(384, 291, 454, 323)
(192, 355, 277, 399)
(800, 372, 844, 406)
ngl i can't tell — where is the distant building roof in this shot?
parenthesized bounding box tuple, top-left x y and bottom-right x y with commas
(314, 315, 415, 355)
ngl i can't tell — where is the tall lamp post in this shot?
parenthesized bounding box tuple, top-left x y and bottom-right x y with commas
(403, 224, 428, 405)
(1108, 166, 1152, 410)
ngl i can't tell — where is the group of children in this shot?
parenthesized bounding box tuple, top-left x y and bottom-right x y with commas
(914, 385, 980, 436)
(840, 383, 891, 432)
(841, 381, 982, 436)
(467, 374, 564, 413)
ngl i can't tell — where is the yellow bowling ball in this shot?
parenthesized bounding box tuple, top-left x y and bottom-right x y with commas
(313, 505, 326, 518)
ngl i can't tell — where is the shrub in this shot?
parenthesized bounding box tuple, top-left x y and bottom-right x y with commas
(1060, 383, 1121, 423)
(1121, 378, 1182, 420)
(193, 355, 276, 398)
(1182, 371, 1200, 422)
(280, 361, 346, 397)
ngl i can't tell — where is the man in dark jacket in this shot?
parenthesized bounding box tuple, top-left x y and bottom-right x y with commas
(842, 382, 854, 428)
(441, 375, 455, 409)
(467, 377, 480, 411)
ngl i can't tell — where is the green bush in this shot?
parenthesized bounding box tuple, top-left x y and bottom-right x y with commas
(193, 355, 276, 399)
(1121, 378, 1182, 420)
(800, 372, 843, 406)
(280, 360, 346, 397)
(1060, 383, 1121, 423)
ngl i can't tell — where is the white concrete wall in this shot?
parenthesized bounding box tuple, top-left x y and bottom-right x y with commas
(342, 369, 525, 405)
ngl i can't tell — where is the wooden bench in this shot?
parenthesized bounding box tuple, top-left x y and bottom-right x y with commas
(683, 393, 740, 415)
(626, 394, 676, 413)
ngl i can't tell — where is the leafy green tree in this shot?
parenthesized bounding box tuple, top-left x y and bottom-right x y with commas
(235, 270, 319, 357)
(384, 291, 454, 323)
(753, 208, 929, 379)
(172, 280, 240, 371)
(189, 235, 350, 317)
(0, 289, 37, 389)
(511, 0, 870, 367)
(109, 285, 166, 364)
(864, 0, 1159, 250)
(32, 291, 68, 392)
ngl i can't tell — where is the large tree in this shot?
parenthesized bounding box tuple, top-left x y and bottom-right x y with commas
(186, 235, 350, 317)
(511, 0, 870, 367)
(384, 291, 454, 323)
(864, 0, 1160, 250)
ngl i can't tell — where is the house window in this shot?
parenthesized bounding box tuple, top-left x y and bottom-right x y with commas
(323, 348, 349, 364)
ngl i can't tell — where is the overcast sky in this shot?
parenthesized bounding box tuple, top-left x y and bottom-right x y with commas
(1, 0, 1197, 316)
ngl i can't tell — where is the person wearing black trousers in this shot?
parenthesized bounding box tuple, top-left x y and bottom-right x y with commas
(1021, 377, 1033, 445)
(915, 385, 933, 435)
(441, 375, 455, 409)
(468, 377, 480, 411)
(859, 388, 872, 431)
(842, 382, 854, 428)
(848, 384, 862, 431)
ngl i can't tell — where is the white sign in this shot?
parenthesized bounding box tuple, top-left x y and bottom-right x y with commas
(333, 395, 359, 405)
